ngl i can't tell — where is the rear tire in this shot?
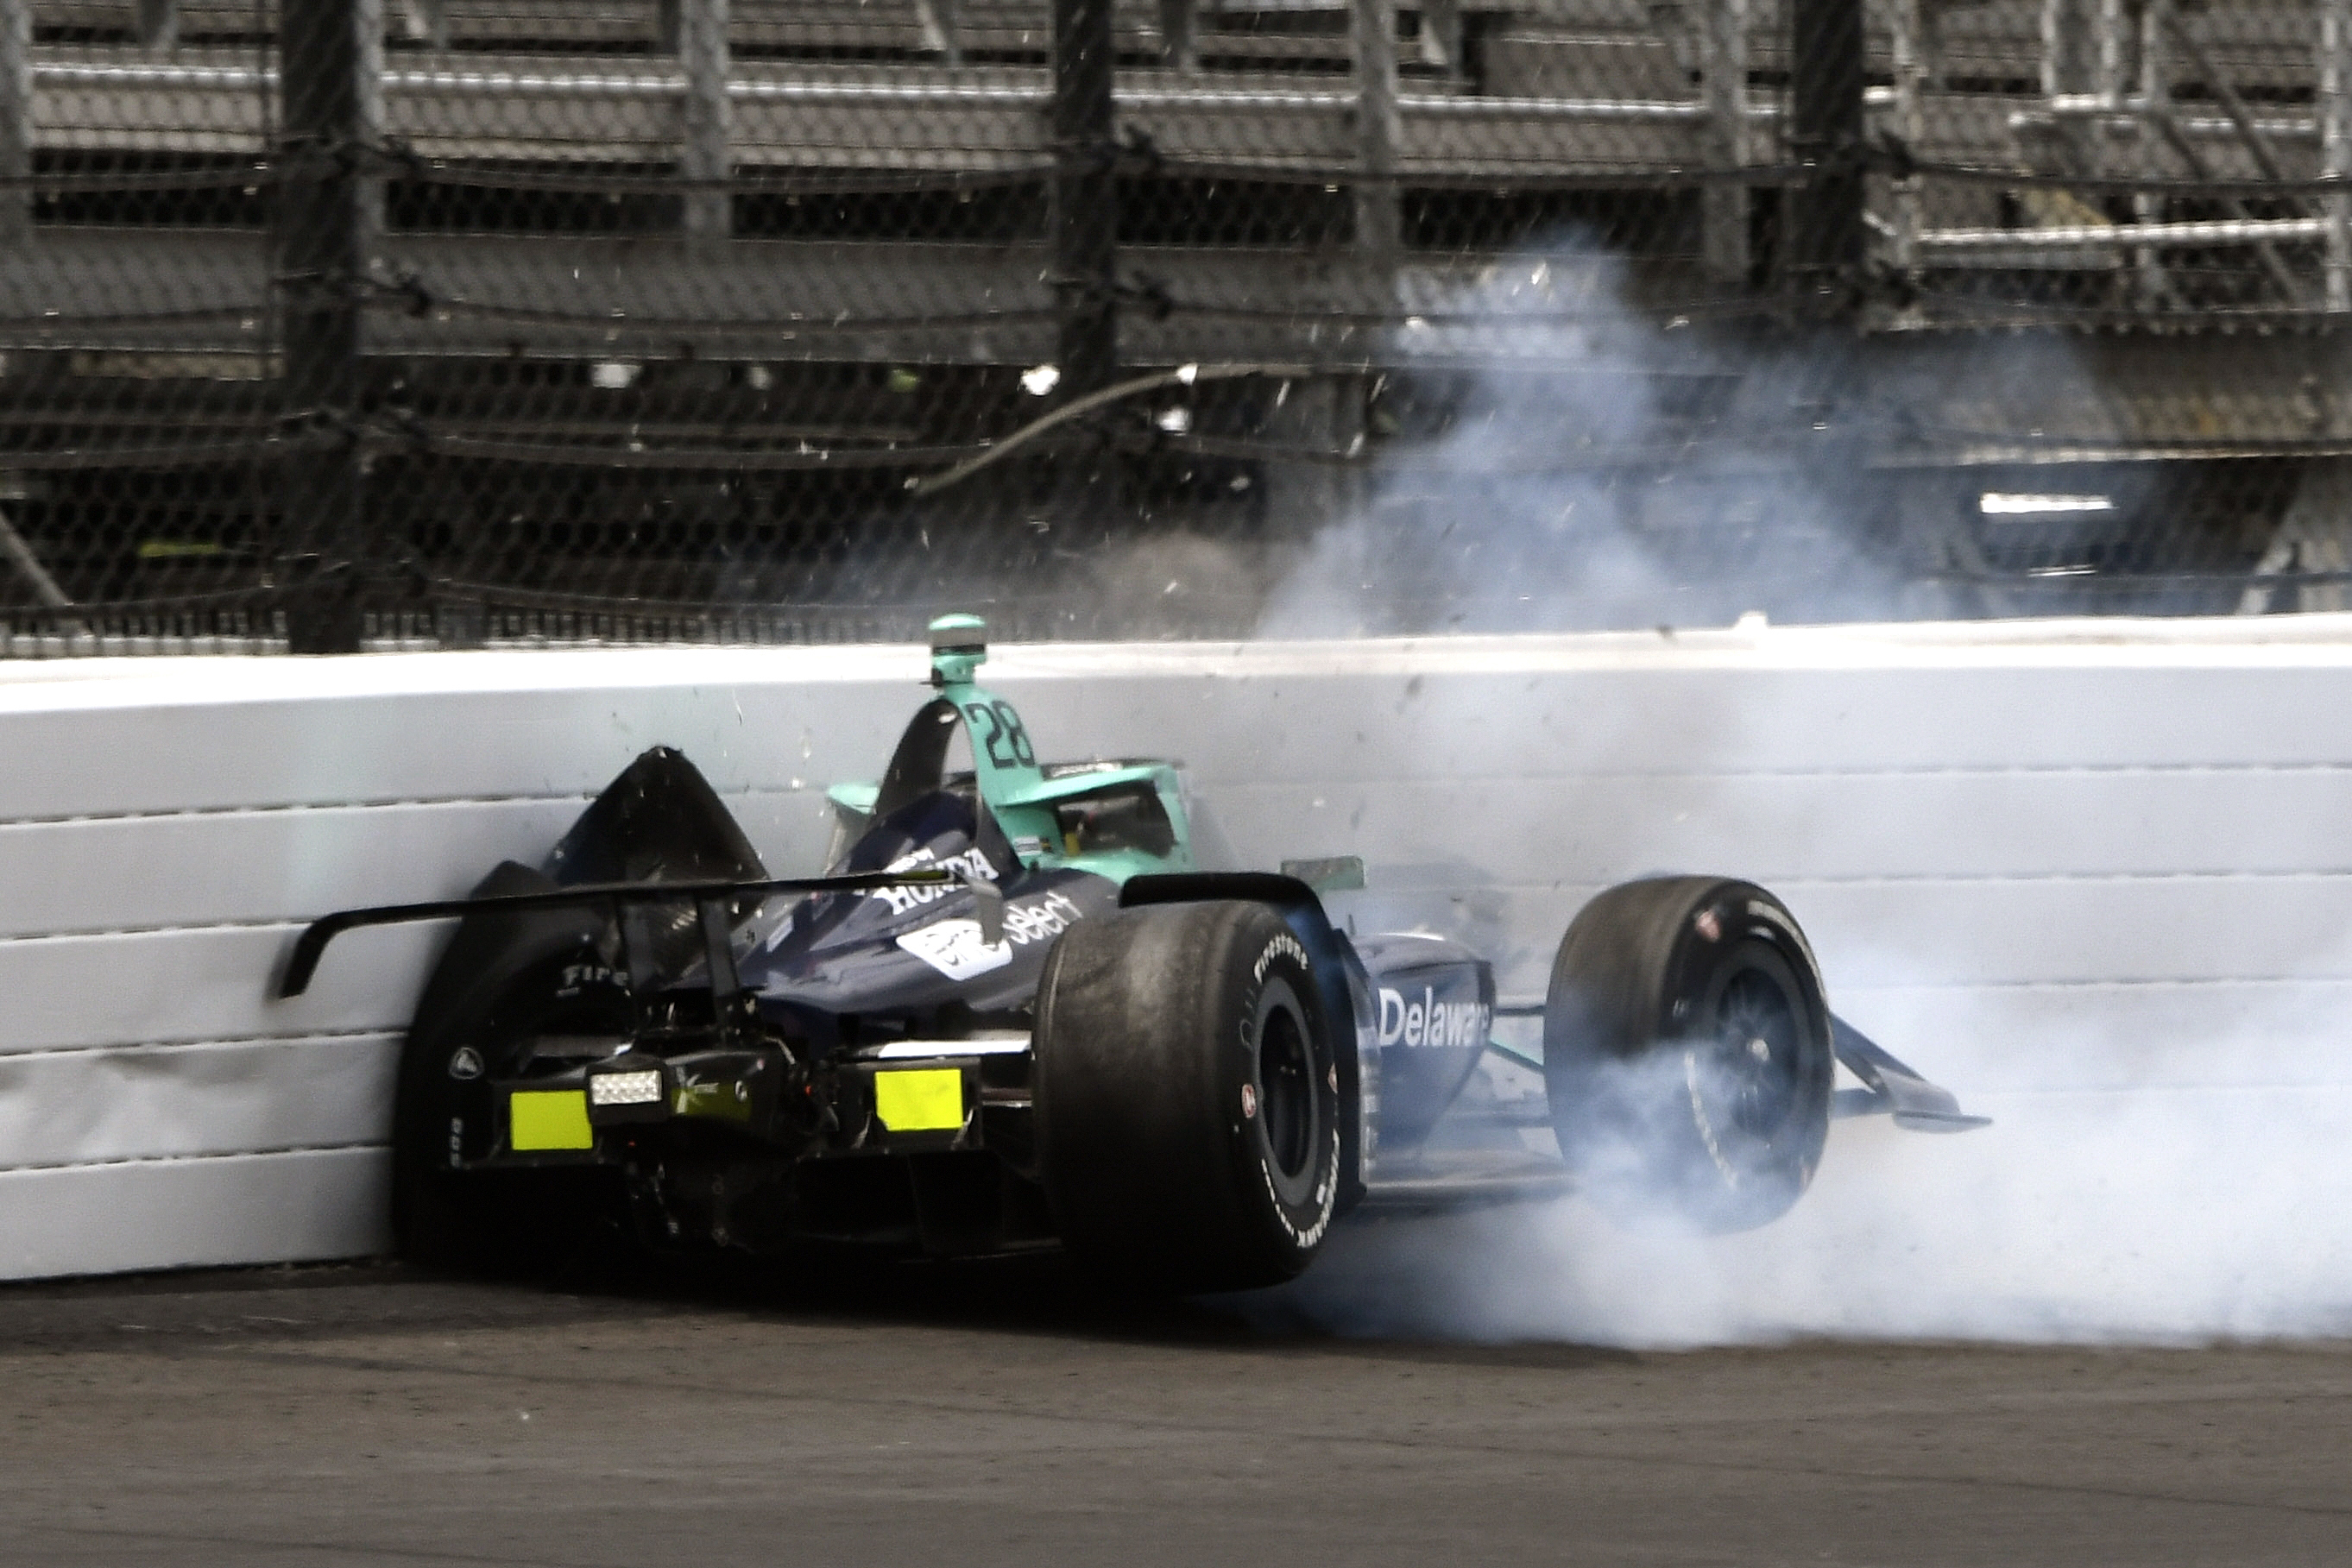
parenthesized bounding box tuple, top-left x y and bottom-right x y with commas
(1543, 877, 1832, 1232)
(1033, 900, 1342, 1293)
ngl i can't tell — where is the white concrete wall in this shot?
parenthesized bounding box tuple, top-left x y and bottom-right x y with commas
(5, 615, 2352, 1280)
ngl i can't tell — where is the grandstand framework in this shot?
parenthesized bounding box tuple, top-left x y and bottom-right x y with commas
(2, 0, 2352, 650)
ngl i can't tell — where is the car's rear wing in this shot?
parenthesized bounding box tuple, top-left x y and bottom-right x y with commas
(274, 866, 1004, 1000)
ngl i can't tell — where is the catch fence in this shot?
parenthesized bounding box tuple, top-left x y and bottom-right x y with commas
(2, 0, 2350, 651)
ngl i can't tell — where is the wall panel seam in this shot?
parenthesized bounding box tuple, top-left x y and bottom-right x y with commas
(0, 792, 596, 829)
(0, 1142, 389, 1177)
(1197, 763, 2352, 784)
(0, 1030, 397, 1063)
(0, 783, 821, 831)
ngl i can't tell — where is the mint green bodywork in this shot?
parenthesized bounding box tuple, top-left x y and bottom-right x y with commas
(823, 615, 1197, 885)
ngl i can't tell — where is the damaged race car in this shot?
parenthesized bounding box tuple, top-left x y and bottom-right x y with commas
(277, 615, 1983, 1293)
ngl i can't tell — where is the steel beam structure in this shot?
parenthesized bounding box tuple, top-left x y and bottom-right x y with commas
(1786, 0, 1865, 318)
(275, 0, 381, 652)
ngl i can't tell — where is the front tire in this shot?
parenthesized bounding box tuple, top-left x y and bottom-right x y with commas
(1033, 900, 1342, 1293)
(1543, 877, 1832, 1232)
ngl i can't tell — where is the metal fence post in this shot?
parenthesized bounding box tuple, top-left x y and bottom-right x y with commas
(2326, 0, 2352, 312)
(2133, 0, 2168, 309)
(1420, 0, 1462, 75)
(277, 0, 381, 652)
(1159, 0, 1197, 72)
(0, 0, 28, 249)
(1699, 0, 1750, 287)
(671, 0, 732, 249)
(2041, 0, 2086, 94)
(1889, 0, 1926, 288)
(1352, 0, 1401, 257)
(2090, 0, 2140, 307)
(914, 0, 963, 64)
(136, 0, 179, 48)
(1051, 0, 1118, 519)
(2040, 0, 2095, 169)
(1786, 0, 1864, 317)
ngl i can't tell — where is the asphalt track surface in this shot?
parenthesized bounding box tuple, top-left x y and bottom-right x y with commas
(0, 1256, 2346, 1567)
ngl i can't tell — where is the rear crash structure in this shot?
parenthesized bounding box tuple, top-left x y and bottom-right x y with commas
(278, 616, 1983, 1294)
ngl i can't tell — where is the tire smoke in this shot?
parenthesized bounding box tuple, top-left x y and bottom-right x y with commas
(1252, 242, 1930, 639)
(1268, 1021, 2352, 1347)
(1190, 240, 2352, 1348)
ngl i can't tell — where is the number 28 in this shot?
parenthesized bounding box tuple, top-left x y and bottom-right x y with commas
(964, 701, 1036, 769)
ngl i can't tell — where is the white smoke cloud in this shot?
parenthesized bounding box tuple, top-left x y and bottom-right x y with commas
(1241, 908, 2352, 1348)
(1266, 1057, 2352, 1348)
(1253, 238, 1920, 639)
(1219, 239, 2352, 1348)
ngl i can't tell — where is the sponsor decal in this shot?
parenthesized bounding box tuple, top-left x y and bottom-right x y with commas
(1240, 1081, 1258, 1119)
(869, 846, 998, 917)
(873, 1067, 966, 1133)
(1746, 897, 1821, 974)
(1253, 933, 1308, 981)
(1002, 889, 1084, 947)
(556, 961, 619, 996)
(895, 890, 1084, 981)
(1258, 1123, 1340, 1250)
(447, 1046, 485, 1080)
(897, 920, 1012, 980)
(1376, 986, 1492, 1049)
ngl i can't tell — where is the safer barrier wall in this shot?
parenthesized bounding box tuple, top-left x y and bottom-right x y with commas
(6, 618, 2352, 1280)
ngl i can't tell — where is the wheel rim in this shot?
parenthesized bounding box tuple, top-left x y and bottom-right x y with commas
(1706, 963, 1805, 1141)
(1255, 986, 1317, 1186)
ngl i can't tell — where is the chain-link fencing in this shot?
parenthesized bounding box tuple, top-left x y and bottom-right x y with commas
(0, 0, 2348, 651)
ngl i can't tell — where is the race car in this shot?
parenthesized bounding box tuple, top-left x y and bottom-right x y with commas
(277, 614, 1983, 1293)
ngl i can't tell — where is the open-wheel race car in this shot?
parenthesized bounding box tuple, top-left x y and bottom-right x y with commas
(277, 616, 1983, 1294)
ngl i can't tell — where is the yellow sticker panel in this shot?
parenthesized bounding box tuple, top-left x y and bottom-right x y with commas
(510, 1090, 594, 1151)
(873, 1068, 965, 1133)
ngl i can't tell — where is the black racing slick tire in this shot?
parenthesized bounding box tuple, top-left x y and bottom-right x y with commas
(1543, 877, 1833, 1233)
(391, 860, 630, 1275)
(1033, 900, 1343, 1294)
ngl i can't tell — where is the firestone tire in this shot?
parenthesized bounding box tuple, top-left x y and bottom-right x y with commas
(1543, 876, 1832, 1234)
(1033, 899, 1343, 1294)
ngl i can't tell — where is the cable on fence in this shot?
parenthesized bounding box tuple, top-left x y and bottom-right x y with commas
(1129, 157, 1819, 191)
(393, 298, 1061, 336)
(0, 581, 283, 615)
(1130, 431, 1865, 475)
(1157, 295, 1789, 327)
(363, 150, 1817, 196)
(0, 305, 275, 331)
(396, 433, 993, 471)
(0, 435, 316, 469)
(1897, 290, 2350, 333)
(1880, 148, 2352, 199)
(905, 362, 1358, 497)
(376, 158, 1065, 197)
(426, 578, 955, 616)
(1926, 570, 2352, 592)
(1892, 426, 2352, 464)
(0, 166, 280, 193)
(30, 142, 2352, 208)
